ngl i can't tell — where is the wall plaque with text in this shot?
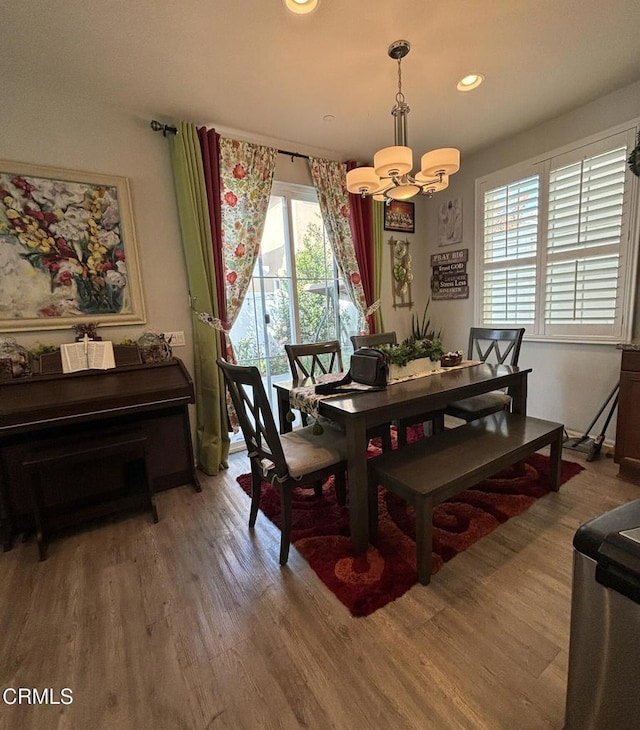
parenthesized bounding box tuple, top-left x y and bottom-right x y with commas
(431, 248, 469, 300)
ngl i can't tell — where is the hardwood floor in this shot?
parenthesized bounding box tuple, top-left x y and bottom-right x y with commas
(0, 444, 637, 729)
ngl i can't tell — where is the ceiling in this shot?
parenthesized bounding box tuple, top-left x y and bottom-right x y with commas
(4, 1, 640, 162)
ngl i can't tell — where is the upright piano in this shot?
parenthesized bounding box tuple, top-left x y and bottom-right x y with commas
(0, 358, 200, 549)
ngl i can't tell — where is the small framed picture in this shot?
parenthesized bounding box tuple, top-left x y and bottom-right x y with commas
(437, 197, 463, 246)
(384, 200, 415, 233)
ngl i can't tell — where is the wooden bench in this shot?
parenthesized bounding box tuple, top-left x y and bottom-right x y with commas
(368, 412, 564, 585)
(22, 430, 157, 561)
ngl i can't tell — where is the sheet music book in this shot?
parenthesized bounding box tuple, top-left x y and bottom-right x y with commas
(60, 340, 116, 374)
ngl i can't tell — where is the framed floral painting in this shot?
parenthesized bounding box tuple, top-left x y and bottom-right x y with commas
(0, 160, 146, 331)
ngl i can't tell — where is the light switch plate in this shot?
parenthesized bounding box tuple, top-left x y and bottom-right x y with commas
(163, 331, 186, 347)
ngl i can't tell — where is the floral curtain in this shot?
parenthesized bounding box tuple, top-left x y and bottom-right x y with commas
(308, 157, 372, 333)
(169, 121, 230, 475)
(218, 137, 278, 362)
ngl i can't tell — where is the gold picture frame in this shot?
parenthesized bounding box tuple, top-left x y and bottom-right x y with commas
(0, 160, 146, 331)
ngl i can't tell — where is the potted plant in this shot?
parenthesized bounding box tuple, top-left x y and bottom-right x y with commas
(410, 298, 439, 342)
(377, 300, 445, 381)
(28, 342, 59, 375)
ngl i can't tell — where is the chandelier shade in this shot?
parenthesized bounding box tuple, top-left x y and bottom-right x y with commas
(373, 146, 413, 178)
(420, 148, 460, 177)
(345, 40, 460, 203)
(386, 184, 421, 200)
(415, 172, 450, 193)
(346, 166, 381, 194)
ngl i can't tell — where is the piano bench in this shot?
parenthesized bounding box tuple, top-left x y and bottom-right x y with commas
(22, 431, 158, 561)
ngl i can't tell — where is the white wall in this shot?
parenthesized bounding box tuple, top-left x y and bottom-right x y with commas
(422, 80, 640, 438)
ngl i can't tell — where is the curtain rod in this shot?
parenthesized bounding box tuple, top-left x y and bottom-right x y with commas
(149, 120, 309, 160)
(278, 149, 309, 161)
(150, 120, 177, 136)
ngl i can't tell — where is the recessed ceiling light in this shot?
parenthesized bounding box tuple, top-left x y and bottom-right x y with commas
(457, 73, 485, 92)
(283, 0, 320, 14)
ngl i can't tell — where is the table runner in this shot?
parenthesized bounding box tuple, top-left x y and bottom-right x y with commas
(289, 360, 479, 422)
(288, 372, 352, 423)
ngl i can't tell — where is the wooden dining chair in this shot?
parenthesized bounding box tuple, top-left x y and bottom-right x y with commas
(285, 340, 344, 381)
(445, 327, 526, 422)
(285, 340, 392, 451)
(285, 341, 343, 428)
(350, 331, 397, 350)
(217, 358, 347, 566)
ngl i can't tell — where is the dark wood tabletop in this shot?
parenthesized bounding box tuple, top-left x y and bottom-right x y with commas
(274, 362, 531, 553)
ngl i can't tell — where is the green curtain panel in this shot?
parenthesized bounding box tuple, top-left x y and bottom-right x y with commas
(169, 121, 230, 474)
(372, 201, 386, 333)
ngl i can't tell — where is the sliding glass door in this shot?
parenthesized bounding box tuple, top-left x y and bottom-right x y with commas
(230, 182, 358, 420)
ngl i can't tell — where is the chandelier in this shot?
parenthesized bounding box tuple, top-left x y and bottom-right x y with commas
(346, 40, 460, 203)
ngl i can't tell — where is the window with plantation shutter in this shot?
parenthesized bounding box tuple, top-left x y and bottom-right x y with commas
(545, 146, 626, 331)
(475, 124, 639, 343)
(481, 175, 539, 325)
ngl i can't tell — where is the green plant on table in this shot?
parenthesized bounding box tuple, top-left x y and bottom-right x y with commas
(411, 298, 440, 342)
(376, 299, 444, 366)
(378, 336, 444, 367)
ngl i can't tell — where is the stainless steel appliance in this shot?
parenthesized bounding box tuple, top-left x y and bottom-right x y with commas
(565, 500, 640, 729)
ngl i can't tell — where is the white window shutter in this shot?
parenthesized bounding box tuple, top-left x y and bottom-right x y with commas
(545, 146, 627, 329)
(481, 175, 539, 326)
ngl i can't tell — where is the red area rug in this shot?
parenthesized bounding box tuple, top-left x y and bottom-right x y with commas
(236, 427, 583, 617)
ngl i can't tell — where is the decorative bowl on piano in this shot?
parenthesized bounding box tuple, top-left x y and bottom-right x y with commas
(0, 337, 31, 379)
(440, 350, 464, 368)
(137, 332, 173, 364)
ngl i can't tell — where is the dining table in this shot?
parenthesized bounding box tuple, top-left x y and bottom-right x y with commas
(274, 361, 531, 554)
